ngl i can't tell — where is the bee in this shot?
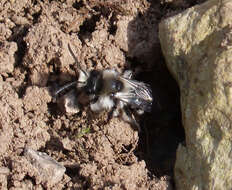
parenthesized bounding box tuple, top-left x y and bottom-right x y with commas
(53, 44, 153, 131)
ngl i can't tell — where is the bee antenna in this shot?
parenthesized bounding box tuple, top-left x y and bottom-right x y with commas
(67, 43, 88, 77)
(54, 81, 77, 96)
(54, 81, 85, 96)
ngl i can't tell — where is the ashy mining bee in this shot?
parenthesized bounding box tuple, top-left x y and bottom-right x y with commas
(53, 44, 153, 131)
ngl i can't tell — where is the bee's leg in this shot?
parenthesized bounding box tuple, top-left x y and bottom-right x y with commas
(112, 100, 123, 117)
(107, 100, 124, 121)
(105, 97, 124, 123)
(106, 104, 118, 123)
(135, 109, 144, 115)
(57, 89, 81, 114)
(121, 106, 141, 132)
(123, 70, 133, 79)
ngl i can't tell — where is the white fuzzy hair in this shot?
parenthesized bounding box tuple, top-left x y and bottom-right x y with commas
(77, 70, 89, 88)
(90, 95, 114, 112)
(102, 69, 118, 79)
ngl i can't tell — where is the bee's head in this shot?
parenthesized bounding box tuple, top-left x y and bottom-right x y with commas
(85, 70, 103, 95)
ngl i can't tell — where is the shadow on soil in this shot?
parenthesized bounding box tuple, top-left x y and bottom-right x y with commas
(126, 1, 185, 180)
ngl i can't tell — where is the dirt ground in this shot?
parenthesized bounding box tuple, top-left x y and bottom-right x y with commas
(0, 0, 205, 189)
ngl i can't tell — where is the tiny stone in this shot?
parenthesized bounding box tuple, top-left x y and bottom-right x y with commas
(24, 148, 66, 187)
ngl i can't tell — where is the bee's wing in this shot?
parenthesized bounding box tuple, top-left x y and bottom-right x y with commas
(114, 77, 153, 112)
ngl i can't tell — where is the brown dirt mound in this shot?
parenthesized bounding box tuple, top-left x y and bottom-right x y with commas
(0, 0, 205, 189)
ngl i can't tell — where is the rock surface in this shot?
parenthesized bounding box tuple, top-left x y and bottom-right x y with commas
(159, 0, 232, 189)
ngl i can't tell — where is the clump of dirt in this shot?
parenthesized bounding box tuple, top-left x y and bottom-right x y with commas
(0, 0, 206, 189)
